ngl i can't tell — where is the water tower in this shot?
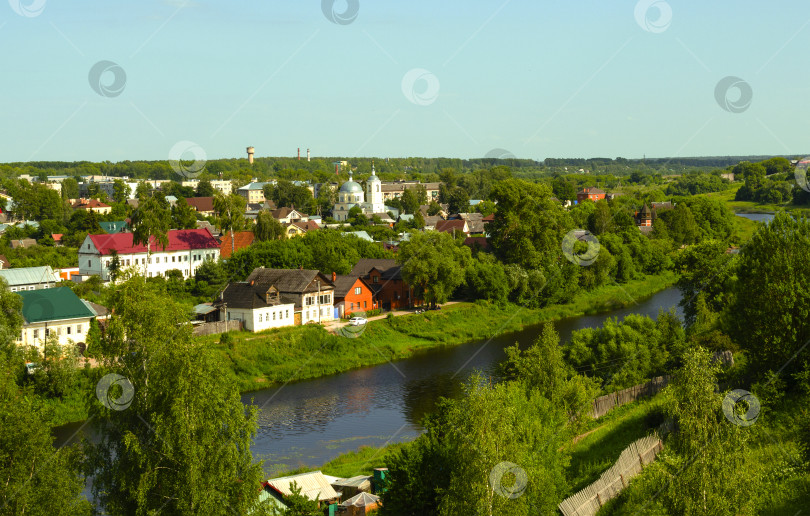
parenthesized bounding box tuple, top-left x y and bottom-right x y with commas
(246, 146, 255, 164)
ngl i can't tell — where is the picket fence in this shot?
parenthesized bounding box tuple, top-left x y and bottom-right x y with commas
(590, 375, 671, 419)
(558, 434, 664, 516)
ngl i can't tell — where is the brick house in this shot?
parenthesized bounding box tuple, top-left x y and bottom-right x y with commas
(331, 273, 376, 318)
(576, 187, 606, 203)
(350, 258, 419, 311)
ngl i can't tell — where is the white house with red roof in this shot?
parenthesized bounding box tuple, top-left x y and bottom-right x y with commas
(78, 229, 220, 281)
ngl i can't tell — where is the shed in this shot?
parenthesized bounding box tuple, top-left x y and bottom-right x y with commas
(265, 471, 339, 507)
(331, 475, 373, 499)
(342, 492, 381, 515)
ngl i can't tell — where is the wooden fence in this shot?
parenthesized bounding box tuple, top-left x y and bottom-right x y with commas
(591, 376, 671, 419)
(193, 320, 242, 337)
(558, 434, 664, 516)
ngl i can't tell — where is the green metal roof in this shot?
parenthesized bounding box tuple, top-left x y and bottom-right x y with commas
(18, 287, 96, 323)
(0, 266, 59, 287)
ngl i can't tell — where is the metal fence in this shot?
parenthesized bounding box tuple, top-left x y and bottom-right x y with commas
(558, 434, 664, 516)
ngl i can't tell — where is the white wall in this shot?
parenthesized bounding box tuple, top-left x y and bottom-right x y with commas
(300, 291, 334, 324)
(225, 303, 295, 332)
(18, 317, 93, 351)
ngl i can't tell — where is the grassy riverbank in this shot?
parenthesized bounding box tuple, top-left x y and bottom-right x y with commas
(704, 185, 810, 215)
(204, 271, 679, 392)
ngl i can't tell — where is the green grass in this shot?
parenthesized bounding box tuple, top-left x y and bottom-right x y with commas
(266, 443, 408, 479)
(204, 271, 679, 392)
(564, 397, 666, 494)
(703, 184, 810, 215)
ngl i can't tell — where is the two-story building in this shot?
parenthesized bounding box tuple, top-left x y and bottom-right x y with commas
(331, 273, 376, 318)
(78, 229, 220, 281)
(237, 182, 271, 204)
(0, 266, 60, 292)
(350, 258, 419, 311)
(72, 198, 112, 214)
(217, 281, 296, 332)
(576, 187, 606, 203)
(244, 268, 335, 325)
(16, 287, 107, 352)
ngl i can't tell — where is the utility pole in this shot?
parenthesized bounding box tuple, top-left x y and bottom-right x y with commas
(316, 280, 321, 324)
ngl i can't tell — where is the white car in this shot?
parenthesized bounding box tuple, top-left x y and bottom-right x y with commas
(349, 316, 367, 326)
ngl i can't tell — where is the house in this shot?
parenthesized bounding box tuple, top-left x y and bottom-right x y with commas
(380, 181, 441, 202)
(51, 234, 63, 246)
(192, 303, 219, 323)
(78, 229, 220, 281)
(345, 230, 373, 242)
(576, 187, 606, 203)
(0, 255, 9, 269)
(350, 258, 418, 311)
(0, 266, 60, 292)
(244, 268, 335, 325)
(637, 204, 653, 227)
(182, 197, 216, 217)
(10, 238, 37, 249)
(99, 221, 129, 234)
(237, 182, 270, 204)
(330, 475, 373, 499)
(331, 273, 376, 317)
(220, 231, 255, 259)
(435, 219, 469, 237)
(271, 207, 308, 224)
(181, 179, 233, 195)
(72, 198, 112, 214)
(15, 287, 106, 352)
(283, 220, 320, 238)
(263, 471, 340, 510)
(196, 220, 220, 237)
(216, 281, 296, 331)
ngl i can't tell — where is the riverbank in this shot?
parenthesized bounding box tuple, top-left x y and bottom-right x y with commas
(204, 271, 679, 392)
(703, 185, 810, 215)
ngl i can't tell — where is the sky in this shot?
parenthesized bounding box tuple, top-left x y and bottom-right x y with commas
(1, 0, 809, 163)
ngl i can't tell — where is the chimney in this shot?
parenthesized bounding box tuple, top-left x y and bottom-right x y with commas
(250, 280, 254, 286)
(297, 147, 300, 160)
(332, 271, 336, 282)
(307, 148, 311, 162)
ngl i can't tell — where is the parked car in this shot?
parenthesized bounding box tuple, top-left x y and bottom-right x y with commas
(349, 316, 367, 326)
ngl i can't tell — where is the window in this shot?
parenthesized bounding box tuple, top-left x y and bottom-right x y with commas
(67, 326, 71, 335)
(273, 312, 276, 320)
(364, 301, 367, 308)
(10, 288, 16, 292)
(184, 256, 188, 262)
(33, 329, 39, 339)
(172, 256, 176, 263)
(88, 260, 91, 268)
(286, 310, 289, 318)
(354, 287, 361, 295)
(77, 324, 82, 333)
(350, 302, 354, 310)
(29, 286, 35, 291)
(373, 276, 379, 284)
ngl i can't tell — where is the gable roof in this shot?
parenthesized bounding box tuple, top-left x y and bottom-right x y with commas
(99, 221, 129, 234)
(435, 219, 469, 234)
(10, 239, 37, 249)
(183, 196, 215, 213)
(350, 258, 402, 280)
(578, 187, 606, 195)
(266, 471, 339, 503)
(331, 275, 372, 298)
(219, 282, 289, 310)
(271, 207, 307, 220)
(18, 287, 96, 324)
(73, 199, 110, 209)
(219, 231, 255, 259)
(0, 255, 9, 269)
(245, 268, 335, 295)
(0, 266, 59, 287)
(289, 220, 320, 232)
(86, 229, 219, 256)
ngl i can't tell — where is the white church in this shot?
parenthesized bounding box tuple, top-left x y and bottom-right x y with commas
(332, 165, 397, 221)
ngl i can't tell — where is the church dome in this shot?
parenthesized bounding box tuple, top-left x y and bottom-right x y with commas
(340, 180, 363, 194)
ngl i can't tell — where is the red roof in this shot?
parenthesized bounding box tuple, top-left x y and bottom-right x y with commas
(52, 233, 63, 241)
(220, 231, 255, 259)
(435, 220, 468, 233)
(87, 229, 219, 256)
(73, 199, 111, 209)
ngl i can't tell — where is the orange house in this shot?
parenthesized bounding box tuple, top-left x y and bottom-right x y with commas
(332, 273, 376, 317)
(576, 187, 606, 203)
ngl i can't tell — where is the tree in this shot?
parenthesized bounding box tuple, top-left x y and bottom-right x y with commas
(276, 482, 320, 516)
(675, 240, 735, 327)
(214, 193, 247, 256)
(172, 199, 199, 230)
(135, 181, 152, 199)
(0, 278, 23, 357)
(254, 210, 284, 242)
(0, 366, 91, 514)
(399, 188, 420, 214)
(113, 179, 131, 204)
(587, 199, 613, 235)
(107, 248, 122, 282)
(658, 203, 700, 245)
(196, 179, 215, 197)
(398, 231, 471, 307)
(131, 194, 171, 259)
(727, 212, 810, 380)
(445, 186, 470, 214)
(88, 277, 267, 515)
(61, 176, 80, 200)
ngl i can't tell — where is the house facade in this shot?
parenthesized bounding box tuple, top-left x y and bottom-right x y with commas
(78, 229, 220, 281)
(350, 258, 418, 311)
(15, 287, 105, 352)
(0, 266, 60, 292)
(237, 182, 270, 203)
(182, 197, 215, 217)
(331, 273, 376, 317)
(72, 198, 112, 214)
(217, 281, 296, 332)
(576, 187, 606, 203)
(244, 268, 335, 325)
(380, 181, 441, 202)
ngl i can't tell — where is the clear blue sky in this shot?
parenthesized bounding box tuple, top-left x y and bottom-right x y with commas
(1, 0, 808, 162)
